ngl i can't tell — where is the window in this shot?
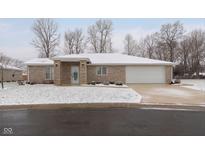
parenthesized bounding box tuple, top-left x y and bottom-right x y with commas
(45, 66, 53, 80)
(96, 66, 107, 76)
(96, 67, 101, 75)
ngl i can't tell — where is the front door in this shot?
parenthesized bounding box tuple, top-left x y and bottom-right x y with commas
(71, 66, 79, 84)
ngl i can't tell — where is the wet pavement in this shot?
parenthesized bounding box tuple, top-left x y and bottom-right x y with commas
(0, 108, 205, 135)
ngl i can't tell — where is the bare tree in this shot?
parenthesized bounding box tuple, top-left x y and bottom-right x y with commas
(0, 53, 11, 89)
(125, 20, 204, 79)
(176, 30, 205, 77)
(136, 22, 184, 62)
(124, 34, 137, 55)
(138, 33, 158, 59)
(64, 29, 86, 54)
(10, 59, 24, 69)
(31, 18, 60, 58)
(178, 36, 191, 75)
(64, 30, 75, 54)
(155, 37, 170, 61)
(144, 34, 157, 59)
(74, 29, 86, 54)
(189, 30, 205, 77)
(159, 21, 184, 62)
(87, 19, 113, 53)
(87, 25, 98, 52)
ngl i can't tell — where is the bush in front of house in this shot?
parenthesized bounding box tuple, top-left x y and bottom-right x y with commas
(109, 81, 115, 84)
(103, 81, 110, 85)
(115, 81, 123, 86)
(90, 81, 96, 85)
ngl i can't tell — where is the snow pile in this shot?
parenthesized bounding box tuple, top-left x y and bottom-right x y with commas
(181, 79, 205, 92)
(0, 83, 141, 105)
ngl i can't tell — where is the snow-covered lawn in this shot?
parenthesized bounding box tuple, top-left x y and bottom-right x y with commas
(181, 79, 205, 92)
(0, 83, 141, 105)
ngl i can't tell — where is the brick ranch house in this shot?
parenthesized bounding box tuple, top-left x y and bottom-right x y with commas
(25, 53, 174, 85)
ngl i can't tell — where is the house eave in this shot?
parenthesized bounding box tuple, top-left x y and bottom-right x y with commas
(52, 57, 90, 62)
(26, 64, 54, 66)
(87, 63, 174, 66)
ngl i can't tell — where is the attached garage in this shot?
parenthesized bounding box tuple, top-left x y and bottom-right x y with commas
(126, 65, 166, 83)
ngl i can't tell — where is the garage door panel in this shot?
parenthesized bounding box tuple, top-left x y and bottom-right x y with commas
(126, 66, 166, 83)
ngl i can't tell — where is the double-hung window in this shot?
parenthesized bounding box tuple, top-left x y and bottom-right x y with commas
(96, 66, 107, 76)
(45, 66, 53, 80)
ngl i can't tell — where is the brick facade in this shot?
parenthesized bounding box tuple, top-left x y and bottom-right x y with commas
(79, 60, 87, 84)
(54, 61, 80, 85)
(87, 65, 126, 83)
(54, 62, 126, 85)
(31, 62, 172, 85)
(28, 66, 53, 84)
(54, 60, 61, 85)
(165, 65, 173, 83)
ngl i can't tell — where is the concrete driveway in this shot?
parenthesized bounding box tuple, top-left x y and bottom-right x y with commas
(128, 84, 205, 106)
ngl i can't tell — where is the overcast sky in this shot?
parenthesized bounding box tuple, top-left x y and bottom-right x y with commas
(0, 18, 204, 61)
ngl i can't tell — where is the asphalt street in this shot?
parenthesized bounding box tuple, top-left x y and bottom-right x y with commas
(0, 108, 205, 135)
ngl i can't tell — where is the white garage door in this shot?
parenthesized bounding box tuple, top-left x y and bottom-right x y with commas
(126, 66, 166, 83)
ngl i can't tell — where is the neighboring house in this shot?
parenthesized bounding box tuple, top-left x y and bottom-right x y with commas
(0, 63, 23, 82)
(25, 58, 54, 84)
(25, 53, 174, 85)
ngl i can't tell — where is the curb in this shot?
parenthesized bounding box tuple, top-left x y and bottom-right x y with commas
(0, 103, 205, 111)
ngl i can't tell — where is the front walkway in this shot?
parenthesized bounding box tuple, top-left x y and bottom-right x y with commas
(128, 84, 205, 106)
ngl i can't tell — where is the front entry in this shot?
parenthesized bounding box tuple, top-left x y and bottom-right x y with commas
(71, 66, 79, 84)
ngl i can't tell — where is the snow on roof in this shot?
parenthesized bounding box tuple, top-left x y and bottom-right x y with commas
(0, 63, 23, 71)
(53, 53, 173, 65)
(25, 58, 54, 66)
